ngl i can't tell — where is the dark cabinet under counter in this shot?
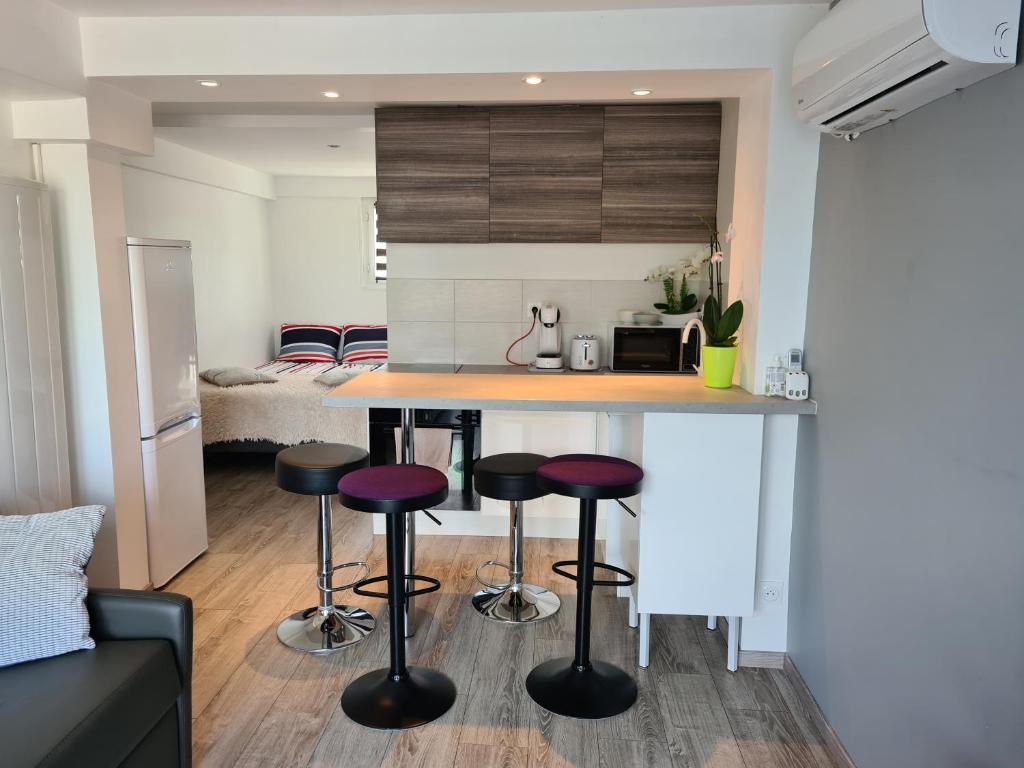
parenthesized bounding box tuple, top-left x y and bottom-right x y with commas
(368, 408, 481, 511)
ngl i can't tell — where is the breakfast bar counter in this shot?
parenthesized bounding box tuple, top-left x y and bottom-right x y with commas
(324, 367, 816, 672)
(324, 369, 817, 415)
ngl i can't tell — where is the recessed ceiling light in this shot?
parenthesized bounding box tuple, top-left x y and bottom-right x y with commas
(327, 144, 340, 149)
(195, 79, 220, 88)
(632, 88, 653, 97)
(322, 90, 340, 98)
(523, 74, 544, 86)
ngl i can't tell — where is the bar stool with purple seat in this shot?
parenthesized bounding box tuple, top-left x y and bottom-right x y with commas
(338, 464, 457, 729)
(526, 453, 643, 719)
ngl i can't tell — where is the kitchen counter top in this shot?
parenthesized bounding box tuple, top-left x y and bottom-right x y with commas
(324, 369, 817, 415)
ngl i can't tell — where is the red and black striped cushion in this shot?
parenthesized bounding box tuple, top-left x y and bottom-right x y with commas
(340, 324, 388, 363)
(277, 324, 343, 363)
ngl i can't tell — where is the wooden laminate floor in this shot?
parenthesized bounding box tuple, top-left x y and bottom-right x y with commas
(166, 456, 848, 768)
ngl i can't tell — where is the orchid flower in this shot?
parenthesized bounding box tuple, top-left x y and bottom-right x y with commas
(711, 251, 724, 264)
(725, 223, 737, 243)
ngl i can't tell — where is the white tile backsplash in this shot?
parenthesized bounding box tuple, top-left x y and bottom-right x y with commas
(387, 321, 454, 364)
(454, 280, 523, 322)
(389, 277, 698, 366)
(387, 278, 454, 322)
(591, 280, 666, 321)
(455, 322, 527, 365)
(522, 280, 593, 323)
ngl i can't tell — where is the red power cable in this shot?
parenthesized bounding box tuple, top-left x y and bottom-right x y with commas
(505, 310, 538, 367)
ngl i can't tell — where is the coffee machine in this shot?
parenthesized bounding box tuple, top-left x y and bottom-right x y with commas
(532, 304, 564, 371)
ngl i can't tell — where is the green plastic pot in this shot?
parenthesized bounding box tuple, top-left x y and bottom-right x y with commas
(701, 345, 738, 389)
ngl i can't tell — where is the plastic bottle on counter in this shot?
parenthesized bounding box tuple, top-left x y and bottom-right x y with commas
(765, 355, 786, 397)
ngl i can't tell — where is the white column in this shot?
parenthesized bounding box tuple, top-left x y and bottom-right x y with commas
(41, 143, 149, 588)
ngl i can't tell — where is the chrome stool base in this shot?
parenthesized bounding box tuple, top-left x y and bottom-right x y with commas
(277, 605, 376, 654)
(472, 584, 560, 624)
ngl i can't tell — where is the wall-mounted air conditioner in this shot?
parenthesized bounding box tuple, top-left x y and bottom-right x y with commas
(793, 0, 1021, 138)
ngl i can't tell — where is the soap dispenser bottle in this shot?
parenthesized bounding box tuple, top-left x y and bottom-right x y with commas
(765, 355, 786, 397)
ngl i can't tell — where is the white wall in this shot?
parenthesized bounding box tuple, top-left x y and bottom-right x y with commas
(0, 0, 84, 97)
(42, 143, 150, 588)
(0, 101, 32, 180)
(269, 176, 386, 330)
(122, 139, 275, 367)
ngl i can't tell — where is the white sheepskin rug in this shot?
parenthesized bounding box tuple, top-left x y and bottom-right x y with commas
(200, 375, 368, 448)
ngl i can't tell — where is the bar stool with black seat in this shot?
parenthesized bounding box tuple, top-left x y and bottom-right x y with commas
(471, 453, 560, 623)
(338, 464, 457, 729)
(275, 443, 375, 653)
(526, 453, 643, 719)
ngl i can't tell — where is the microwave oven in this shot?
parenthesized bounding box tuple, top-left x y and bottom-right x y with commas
(610, 324, 701, 374)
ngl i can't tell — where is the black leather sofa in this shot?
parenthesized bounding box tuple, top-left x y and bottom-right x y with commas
(0, 589, 193, 768)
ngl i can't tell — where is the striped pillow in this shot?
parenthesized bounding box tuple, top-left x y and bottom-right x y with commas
(341, 324, 388, 363)
(278, 324, 343, 363)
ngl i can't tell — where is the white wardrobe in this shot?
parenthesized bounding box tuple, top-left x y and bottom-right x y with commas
(0, 175, 71, 514)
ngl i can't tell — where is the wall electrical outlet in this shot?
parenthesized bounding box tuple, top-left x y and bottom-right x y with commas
(759, 581, 784, 603)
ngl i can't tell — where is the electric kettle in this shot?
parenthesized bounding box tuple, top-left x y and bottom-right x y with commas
(569, 335, 600, 371)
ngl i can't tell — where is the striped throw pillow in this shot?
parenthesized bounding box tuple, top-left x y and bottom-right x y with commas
(341, 324, 388, 363)
(277, 324, 343, 363)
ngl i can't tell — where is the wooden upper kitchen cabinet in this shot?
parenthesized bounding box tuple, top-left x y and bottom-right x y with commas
(375, 107, 491, 243)
(489, 106, 604, 242)
(602, 103, 722, 243)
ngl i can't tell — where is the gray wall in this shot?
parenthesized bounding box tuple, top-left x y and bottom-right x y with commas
(790, 66, 1024, 767)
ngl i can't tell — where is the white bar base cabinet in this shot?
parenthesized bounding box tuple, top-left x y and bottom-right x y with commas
(605, 412, 765, 673)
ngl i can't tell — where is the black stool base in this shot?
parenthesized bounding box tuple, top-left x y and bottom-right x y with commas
(341, 666, 457, 730)
(526, 657, 637, 719)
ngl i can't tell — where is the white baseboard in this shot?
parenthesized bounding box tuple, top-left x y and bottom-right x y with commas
(716, 615, 785, 669)
(738, 649, 785, 669)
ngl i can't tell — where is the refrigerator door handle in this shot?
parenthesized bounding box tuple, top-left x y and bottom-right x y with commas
(145, 416, 201, 449)
(151, 411, 201, 437)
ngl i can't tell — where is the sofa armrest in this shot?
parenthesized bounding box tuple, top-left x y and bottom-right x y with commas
(87, 589, 193, 768)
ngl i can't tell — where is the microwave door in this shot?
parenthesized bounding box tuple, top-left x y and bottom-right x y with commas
(613, 328, 681, 372)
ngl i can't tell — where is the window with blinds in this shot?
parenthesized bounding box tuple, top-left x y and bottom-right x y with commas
(373, 203, 387, 283)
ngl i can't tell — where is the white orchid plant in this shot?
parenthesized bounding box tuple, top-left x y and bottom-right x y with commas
(698, 218, 743, 348)
(699, 216, 736, 309)
(644, 252, 706, 315)
(643, 219, 737, 316)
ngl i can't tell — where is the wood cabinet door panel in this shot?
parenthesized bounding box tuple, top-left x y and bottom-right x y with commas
(602, 104, 722, 243)
(489, 106, 604, 243)
(375, 107, 490, 243)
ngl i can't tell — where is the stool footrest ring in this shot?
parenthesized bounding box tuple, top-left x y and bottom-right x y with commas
(551, 559, 636, 588)
(475, 560, 512, 591)
(352, 573, 442, 599)
(317, 561, 370, 594)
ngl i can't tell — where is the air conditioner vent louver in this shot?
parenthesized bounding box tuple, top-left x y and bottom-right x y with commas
(793, 0, 1020, 137)
(823, 61, 949, 128)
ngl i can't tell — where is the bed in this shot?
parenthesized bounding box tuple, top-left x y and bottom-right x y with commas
(200, 360, 383, 451)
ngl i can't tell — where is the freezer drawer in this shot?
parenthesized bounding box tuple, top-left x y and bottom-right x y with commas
(141, 417, 208, 587)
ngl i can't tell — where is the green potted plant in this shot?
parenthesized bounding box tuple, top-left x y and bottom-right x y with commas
(700, 294, 744, 387)
(697, 218, 742, 388)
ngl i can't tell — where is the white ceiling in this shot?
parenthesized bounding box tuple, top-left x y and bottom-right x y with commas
(155, 116, 376, 177)
(139, 70, 753, 177)
(53, 0, 820, 17)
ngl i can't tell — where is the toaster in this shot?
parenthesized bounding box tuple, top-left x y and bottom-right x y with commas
(569, 335, 600, 371)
